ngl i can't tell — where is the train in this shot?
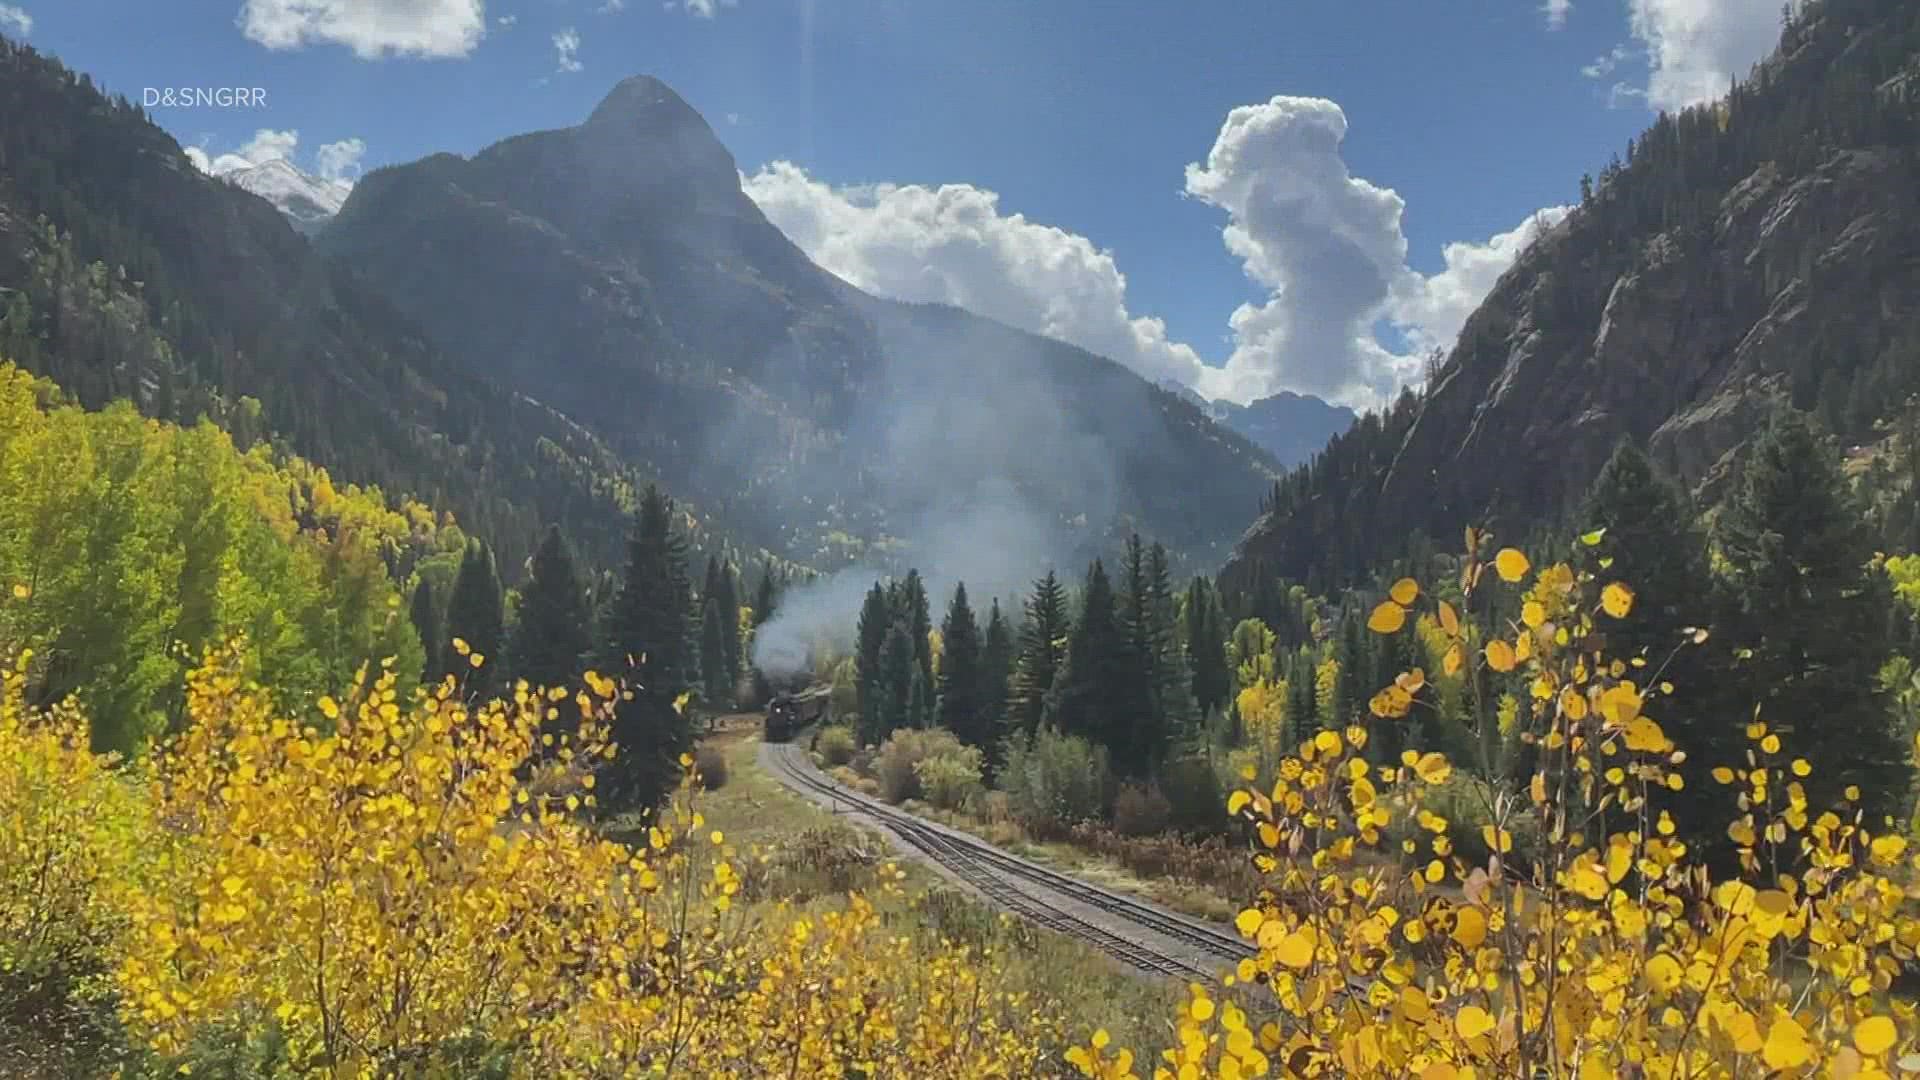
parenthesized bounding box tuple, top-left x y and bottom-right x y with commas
(764, 683, 833, 743)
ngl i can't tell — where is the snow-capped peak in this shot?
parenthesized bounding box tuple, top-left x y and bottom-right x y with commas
(216, 157, 351, 235)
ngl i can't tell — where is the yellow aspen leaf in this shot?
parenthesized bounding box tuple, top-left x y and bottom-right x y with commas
(1580, 528, 1607, 546)
(1421, 1064, 1456, 1080)
(1870, 834, 1908, 864)
(1453, 905, 1487, 947)
(317, 696, 339, 720)
(1854, 1015, 1897, 1055)
(1711, 766, 1735, 784)
(1274, 930, 1314, 970)
(1624, 717, 1670, 753)
(1443, 641, 1464, 676)
(1228, 791, 1251, 815)
(453, 637, 471, 656)
(9, 583, 27, 599)
(1235, 908, 1263, 938)
(1480, 825, 1513, 854)
(1414, 753, 1452, 785)
(1438, 600, 1461, 637)
(1600, 582, 1635, 618)
(1390, 578, 1420, 605)
(1644, 953, 1682, 993)
(1762, 1016, 1813, 1070)
(1455, 1004, 1495, 1040)
(1368, 601, 1407, 634)
(469, 652, 485, 668)
(673, 690, 692, 715)
(1530, 772, 1547, 805)
(1566, 863, 1608, 901)
(1485, 639, 1517, 673)
(1494, 548, 1530, 583)
(1522, 600, 1546, 629)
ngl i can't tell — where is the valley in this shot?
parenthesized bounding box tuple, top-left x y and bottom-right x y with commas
(4, 0, 1920, 1076)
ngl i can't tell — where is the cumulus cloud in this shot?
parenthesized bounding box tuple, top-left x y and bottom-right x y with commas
(0, 4, 30, 36)
(238, 0, 486, 59)
(552, 27, 581, 72)
(1182, 97, 1422, 405)
(314, 137, 366, 182)
(742, 162, 1209, 388)
(185, 127, 301, 175)
(1625, 0, 1795, 111)
(1542, 0, 1572, 30)
(682, 0, 737, 17)
(745, 96, 1562, 410)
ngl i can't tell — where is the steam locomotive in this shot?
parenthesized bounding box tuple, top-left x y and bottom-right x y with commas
(764, 684, 833, 743)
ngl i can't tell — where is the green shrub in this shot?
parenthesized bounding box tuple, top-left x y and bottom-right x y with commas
(1111, 782, 1172, 837)
(998, 728, 1112, 837)
(814, 724, 858, 767)
(875, 727, 970, 803)
(914, 745, 985, 811)
(1158, 755, 1228, 836)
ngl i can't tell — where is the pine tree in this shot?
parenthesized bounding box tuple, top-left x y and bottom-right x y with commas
(855, 582, 892, 742)
(1714, 411, 1911, 829)
(505, 524, 592, 694)
(1112, 536, 1168, 777)
(598, 486, 697, 814)
(442, 541, 505, 700)
(1147, 542, 1196, 731)
(901, 569, 934, 692)
(980, 598, 1014, 759)
(1047, 560, 1132, 760)
(937, 583, 987, 748)
(1184, 577, 1231, 721)
(408, 577, 439, 684)
(751, 563, 779, 628)
(700, 597, 730, 707)
(876, 622, 916, 739)
(715, 558, 742, 690)
(908, 668, 931, 732)
(1010, 571, 1069, 741)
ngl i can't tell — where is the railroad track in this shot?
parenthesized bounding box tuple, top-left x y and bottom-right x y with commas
(766, 740, 1248, 983)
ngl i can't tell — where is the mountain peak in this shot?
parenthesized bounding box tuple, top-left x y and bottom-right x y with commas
(586, 74, 707, 132)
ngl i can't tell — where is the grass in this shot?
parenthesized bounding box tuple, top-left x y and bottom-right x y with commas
(679, 716, 1186, 1067)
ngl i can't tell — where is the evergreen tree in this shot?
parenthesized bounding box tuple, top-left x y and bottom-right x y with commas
(937, 583, 988, 748)
(504, 524, 592, 694)
(598, 486, 697, 814)
(981, 598, 1014, 758)
(901, 569, 934, 692)
(442, 541, 505, 700)
(908, 668, 932, 732)
(875, 622, 917, 740)
(1010, 571, 1069, 740)
(1111, 536, 1171, 777)
(855, 583, 892, 741)
(1714, 411, 1911, 830)
(715, 559, 742, 689)
(1184, 577, 1231, 721)
(751, 562, 779, 628)
(408, 577, 439, 684)
(700, 597, 730, 707)
(1047, 560, 1131, 759)
(1147, 542, 1197, 731)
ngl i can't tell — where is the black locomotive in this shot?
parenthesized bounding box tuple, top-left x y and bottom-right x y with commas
(764, 684, 833, 743)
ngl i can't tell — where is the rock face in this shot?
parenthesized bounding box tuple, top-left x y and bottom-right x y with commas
(1223, 0, 1920, 589)
(322, 75, 1278, 571)
(1208, 392, 1356, 470)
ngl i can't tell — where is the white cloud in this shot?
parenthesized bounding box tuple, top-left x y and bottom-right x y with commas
(745, 97, 1561, 410)
(1582, 43, 1632, 78)
(0, 4, 30, 36)
(552, 27, 581, 72)
(724, 112, 740, 126)
(1625, 0, 1794, 111)
(314, 137, 366, 182)
(597, 0, 624, 12)
(496, 13, 516, 26)
(185, 127, 301, 175)
(683, 0, 737, 17)
(1542, 0, 1572, 30)
(238, 0, 486, 59)
(742, 162, 1210, 389)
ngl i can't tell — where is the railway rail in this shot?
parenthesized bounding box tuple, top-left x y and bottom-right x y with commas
(766, 738, 1252, 983)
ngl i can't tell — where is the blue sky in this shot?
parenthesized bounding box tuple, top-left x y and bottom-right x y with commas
(2, 0, 1792, 407)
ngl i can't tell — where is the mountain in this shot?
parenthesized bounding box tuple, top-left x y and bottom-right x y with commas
(217, 158, 349, 236)
(1222, 0, 1920, 592)
(319, 75, 1279, 577)
(1207, 392, 1356, 470)
(0, 36, 766, 578)
(1153, 379, 1355, 468)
